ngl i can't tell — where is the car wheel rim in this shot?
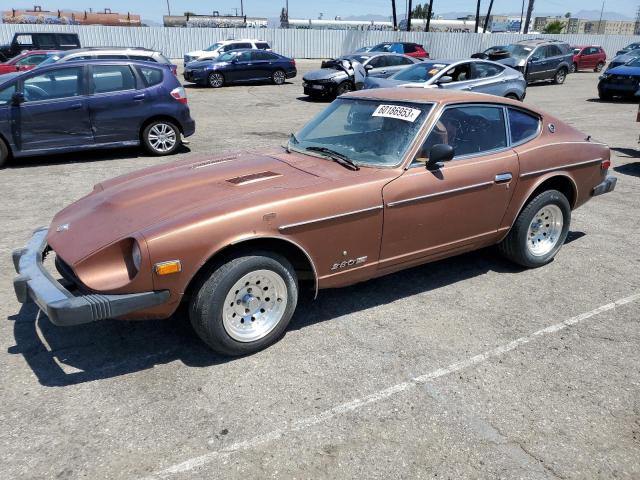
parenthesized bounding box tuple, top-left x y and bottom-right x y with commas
(526, 205, 563, 257)
(222, 269, 288, 343)
(557, 71, 565, 83)
(570, 64, 576, 73)
(209, 73, 223, 87)
(273, 71, 285, 84)
(148, 123, 177, 152)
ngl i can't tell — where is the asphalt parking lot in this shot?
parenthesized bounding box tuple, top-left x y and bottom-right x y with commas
(1, 60, 639, 480)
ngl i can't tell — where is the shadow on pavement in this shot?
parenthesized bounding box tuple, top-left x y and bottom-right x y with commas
(7, 239, 584, 388)
(7, 145, 191, 169)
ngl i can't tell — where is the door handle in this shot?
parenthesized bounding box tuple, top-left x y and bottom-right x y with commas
(133, 93, 145, 100)
(462, 86, 473, 90)
(495, 173, 512, 183)
(70, 103, 83, 110)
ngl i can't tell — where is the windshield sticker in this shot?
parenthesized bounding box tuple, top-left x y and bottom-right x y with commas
(372, 104, 422, 122)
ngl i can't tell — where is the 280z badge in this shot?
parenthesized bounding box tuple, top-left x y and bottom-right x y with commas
(331, 256, 367, 271)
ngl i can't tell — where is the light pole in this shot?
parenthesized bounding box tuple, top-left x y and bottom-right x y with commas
(519, 0, 525, 33)
(166, 0, 171, 16)
(597, 0, 605, 34)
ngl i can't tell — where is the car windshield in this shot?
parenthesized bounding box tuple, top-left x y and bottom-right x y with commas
(36, 53, 64, 67)
(205, 42, 224, 52)
(342, 55, 370, 64)
(370, 43, 393, 52)
(625, 57, 640, 67)
(504, 45, 533, 61)
(573, 48, 581, 54)
(391, 62, 450, 83)
(289, 98, 433, 167)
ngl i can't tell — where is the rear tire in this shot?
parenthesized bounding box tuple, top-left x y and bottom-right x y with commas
(553, 67, 567, 84)
(569, 62, 577, 73)
(189, 252, 298, 356)
(498, 190, 571, 268)
(0, 138, 9, 169)
(595, 62, 605, 72)
(142, 120, 181, 156)
(272, 69, 286, 85)
(505, 93, 520, 100)
(208, 72, 224, 88)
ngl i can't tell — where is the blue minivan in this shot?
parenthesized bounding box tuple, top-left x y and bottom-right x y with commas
(0, 59, 195, 167)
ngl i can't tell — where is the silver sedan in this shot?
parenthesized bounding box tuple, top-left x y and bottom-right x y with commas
(364, 58, 527, 100)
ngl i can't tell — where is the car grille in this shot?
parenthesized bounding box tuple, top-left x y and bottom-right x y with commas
(609, 75, 639, 85)
(55, 254, 84, 290)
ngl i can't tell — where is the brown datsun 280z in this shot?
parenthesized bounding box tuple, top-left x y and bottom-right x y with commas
(13, 88, 617, 355)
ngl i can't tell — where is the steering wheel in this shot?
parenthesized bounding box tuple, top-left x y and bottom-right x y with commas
(23, 84, 48, 101)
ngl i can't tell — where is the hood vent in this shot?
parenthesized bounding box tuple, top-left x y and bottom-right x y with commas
(192, 155, 238, 169)
(226, 171, 282, 185)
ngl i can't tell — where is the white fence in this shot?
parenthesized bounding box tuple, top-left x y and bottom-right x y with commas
(1, 23, 639, 59)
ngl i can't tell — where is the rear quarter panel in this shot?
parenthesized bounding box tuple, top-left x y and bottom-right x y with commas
(499, 112, 609, 233)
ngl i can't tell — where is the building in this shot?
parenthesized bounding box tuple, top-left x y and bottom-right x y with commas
(533, 15, 636, 35)
(2, 5, 140, 26)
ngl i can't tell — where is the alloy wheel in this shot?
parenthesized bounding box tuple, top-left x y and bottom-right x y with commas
(209, 73, 224, 88)
(526, 205, 564, 256)
(147, 123, 177, 153)
(273, 70, 286, 85)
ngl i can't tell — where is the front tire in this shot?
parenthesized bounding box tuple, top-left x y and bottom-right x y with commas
(0, 138, 9, 169)
(553, 67, 567, 84)
(595, 62, 605, 72)
(208, 72, 224, 88)
(570, 62, 577, 73)
(142, 120, 181, 156)
(272, 69, 286, 85)
(189, 253, 298, 356)
(498, 190, 571, 268)
(335, 81, 354, 97)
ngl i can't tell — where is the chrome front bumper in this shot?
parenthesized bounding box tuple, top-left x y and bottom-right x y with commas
(12, 228, 169, 326)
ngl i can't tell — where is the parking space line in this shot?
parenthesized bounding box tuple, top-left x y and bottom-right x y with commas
(144, 292, 640, 479)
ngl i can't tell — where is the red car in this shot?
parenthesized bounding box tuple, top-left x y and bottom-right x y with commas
(0, 50, 59, 74)
(570, 45, 607, 73)
(370, 42, 429, 59)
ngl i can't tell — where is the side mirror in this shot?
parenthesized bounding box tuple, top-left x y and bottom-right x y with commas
(436, 75, 453, 85)
(426, 144, 454, 170)
(364, 64, 374, 71)
(530, 55, 539, 62)
(230, 57, 238, 64)
(11, 91, 24, 105)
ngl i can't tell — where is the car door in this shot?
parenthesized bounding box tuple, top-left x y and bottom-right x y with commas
(379, 104, 519, 269)
(227, 50, 256, 82)
(466, 62, 506, 95)
(583, 47, 598, 69)
(384, 55, 415, 77)
(526, 46, 550, 81)
(87, 64, 146, 144)
(250, 50, 274, 79)
(364, 55, 391, 77)
(15, 66, 93, 152)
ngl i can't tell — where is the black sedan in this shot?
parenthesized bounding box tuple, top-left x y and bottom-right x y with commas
(183, 49, 296, 88)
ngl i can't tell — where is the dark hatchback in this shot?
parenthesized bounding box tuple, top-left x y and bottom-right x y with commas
(183, 49, 296, 87)
(598, 58, 640, 100)
(0, 59, 195, 167)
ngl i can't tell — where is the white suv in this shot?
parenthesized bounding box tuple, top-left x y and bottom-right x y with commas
(184, 39, 271, 64)
(39, 47, 177, 74)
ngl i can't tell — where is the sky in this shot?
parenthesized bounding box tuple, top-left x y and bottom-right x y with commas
(10, 0, 636, 22)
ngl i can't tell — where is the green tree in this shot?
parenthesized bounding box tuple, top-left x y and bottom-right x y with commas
(564, 12, 571, 18)
(411, 3, 431, 19)
(543, 20, 566, 33)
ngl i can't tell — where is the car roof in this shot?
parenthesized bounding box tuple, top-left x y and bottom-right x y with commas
(516, 38, 567, 46)
(61, 47, 158, 55)
(344, 87, 538, 111)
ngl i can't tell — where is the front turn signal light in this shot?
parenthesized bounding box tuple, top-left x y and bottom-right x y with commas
(155, 260, 182, 276)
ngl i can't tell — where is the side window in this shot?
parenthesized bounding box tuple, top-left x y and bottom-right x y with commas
(235, 43, 253, 49)
(15, 34, 33, 46)
(0, 83, 16, 105)
(473, 62, 503, 78)
(546, 45, 562, 57)
(394, 56, 415, 65)
(72, 55, 94, 61)
(58, 34, 80, 47)
(91, 65, 136, 94)
(137, 66, 163, 86)
(367, 56, 385, 68)
(237, 51, 253, 62)
(36, 34, 57, 49)
(420, 106, 507, 159)
(16, 54, 48, 66)
(23, 67, 82, 102)
(255, 42, 270, 50)
(444, 62, 472, 82)
(404, 43, 417, 53)
(508, 108, 540, 144)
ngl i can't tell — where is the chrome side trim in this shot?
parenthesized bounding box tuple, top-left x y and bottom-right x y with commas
(386, 181, 493, 208)
(278, 205, 383, 231)
(520, 158, 602, 178)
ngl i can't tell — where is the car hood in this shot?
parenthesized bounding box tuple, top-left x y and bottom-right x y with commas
(46, 151, 348, 264)
(364, 76, 407, 89)
(303, 69, 347, 81)
(611, 53, 638, 63)
(185, 59, 216, 69)
(605, 65, 640, 76)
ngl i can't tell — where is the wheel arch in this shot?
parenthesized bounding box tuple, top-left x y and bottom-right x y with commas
(499, 173, 577, 242)
(184, 236, 319, 302)
(140, 115, 184, 139)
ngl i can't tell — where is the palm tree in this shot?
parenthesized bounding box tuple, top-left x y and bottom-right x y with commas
(542, 20, 566, 34)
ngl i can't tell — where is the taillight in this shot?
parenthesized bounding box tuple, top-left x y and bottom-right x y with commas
(171, 64, 177, 75)
(291, 58, 296, 67)
(601, 159, 611, 170)
(170, 87, 188, 104)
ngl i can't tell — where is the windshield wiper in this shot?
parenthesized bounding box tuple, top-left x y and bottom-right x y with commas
(305, 146, 360, 171)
